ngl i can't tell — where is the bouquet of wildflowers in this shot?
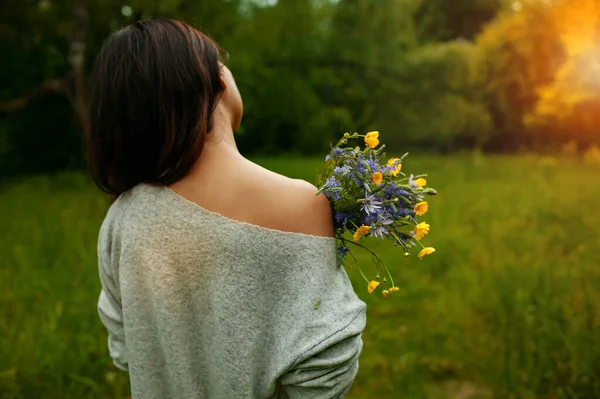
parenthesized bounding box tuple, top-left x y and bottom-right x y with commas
(317, 131, 437, 297)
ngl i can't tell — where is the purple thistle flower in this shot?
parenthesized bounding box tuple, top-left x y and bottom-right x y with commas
(378, 214, 394, 226)
(371, 224, 389, 239)
(360, 193, 382, 215)
(371, 212, 394, 238)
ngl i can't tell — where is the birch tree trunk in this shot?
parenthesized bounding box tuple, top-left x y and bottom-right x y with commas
(68, 0, 90, 135)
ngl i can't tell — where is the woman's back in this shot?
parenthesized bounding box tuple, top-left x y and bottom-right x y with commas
(89, 18, 366, 398)
(98, 183, 366, 398)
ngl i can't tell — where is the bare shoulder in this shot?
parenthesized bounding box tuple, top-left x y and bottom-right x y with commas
(245, 162, 334, 237)
(283, 178, 335, 238)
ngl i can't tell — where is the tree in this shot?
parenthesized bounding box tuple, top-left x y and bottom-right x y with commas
(524, 0, 600, 147)
(475, 2, 564, 150)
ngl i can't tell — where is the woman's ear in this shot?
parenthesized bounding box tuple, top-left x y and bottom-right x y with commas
(218, 63, 228, 91)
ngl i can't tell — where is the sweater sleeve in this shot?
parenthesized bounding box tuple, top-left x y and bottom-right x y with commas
(97, 221, 129, 372)
(272, 237, 367, 399)
(277, 310, 365, 399)
(98, 289, 129, 372)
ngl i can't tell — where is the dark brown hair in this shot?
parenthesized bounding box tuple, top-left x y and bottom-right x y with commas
(87, 19, 226, 196)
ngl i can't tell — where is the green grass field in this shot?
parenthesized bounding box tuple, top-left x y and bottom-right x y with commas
(2, 155, 600, 399)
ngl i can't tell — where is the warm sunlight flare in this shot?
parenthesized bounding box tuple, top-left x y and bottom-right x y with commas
(517, 0, 600, 131)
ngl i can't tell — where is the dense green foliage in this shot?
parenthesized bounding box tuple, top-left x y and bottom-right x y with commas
(1, 0, 600, 177)
(2, 155, 600, 398)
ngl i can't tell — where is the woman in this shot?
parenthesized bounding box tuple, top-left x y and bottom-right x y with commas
(88, 19, 366, 398)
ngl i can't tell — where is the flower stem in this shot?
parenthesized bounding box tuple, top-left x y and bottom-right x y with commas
(339, 237, 395, 288)
(357, 266, 370, 284)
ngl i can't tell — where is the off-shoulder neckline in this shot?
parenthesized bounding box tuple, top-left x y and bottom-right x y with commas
(154, 185, 337, 243)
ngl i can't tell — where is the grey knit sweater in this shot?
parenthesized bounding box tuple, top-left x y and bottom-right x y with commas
(97, 183, 367, 399)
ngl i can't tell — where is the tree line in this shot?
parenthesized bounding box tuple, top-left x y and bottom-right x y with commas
(1, 0, 599, 176)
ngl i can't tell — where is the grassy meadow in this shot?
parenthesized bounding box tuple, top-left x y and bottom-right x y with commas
(1, 154, 600, 399)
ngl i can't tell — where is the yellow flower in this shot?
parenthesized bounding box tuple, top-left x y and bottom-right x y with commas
(414, 201, 428, 216)
(413, 221, 430, 241)
(387, 157, 402, 176)
(389, 286, 400, 293)
(367, 280, 380, 294)
(364, 131, 379, 148)
(418, 247, 436, 259)
(353, 224, 372, 241)
(415, 178, 427, 187)
(371, 172, 383, 185)
(382, 289, 390, 298)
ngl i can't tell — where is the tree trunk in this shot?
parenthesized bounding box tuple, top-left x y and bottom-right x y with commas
(68, 0, 90, 136)
(0, 0, 90, 138)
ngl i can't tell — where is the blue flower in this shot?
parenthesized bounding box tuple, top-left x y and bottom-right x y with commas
(337, 246, 349, 257)
(366, 159, 380, 172)
(325, 176, 341, 188)
(362, 213, 377, 225)
(337, 246, 350, 264)
(355, 152, 366, 174)
(356, 161, 365, 174)
(326, 147, 345, 163)
(384, 183, 398, 197)
(398, 207, 411, 217)
(333, 165, 352, 176)
(334, 212, 350, 224)
(322, 177, 342, 201)
(384, 183, 410, 199)
(359, 193, 382, 215)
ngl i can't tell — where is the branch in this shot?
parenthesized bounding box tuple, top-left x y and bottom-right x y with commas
(0, 80, 68, 113)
